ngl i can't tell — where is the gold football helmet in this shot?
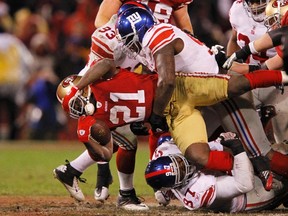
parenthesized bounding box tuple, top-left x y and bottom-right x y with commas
(264, 0, 288, 30)
(243, 0, 269, 22)
(56, 75, 95, 118)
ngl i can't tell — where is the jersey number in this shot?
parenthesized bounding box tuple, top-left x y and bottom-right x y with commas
(109, 90, 146, 124)
(98, 26, 116, 40)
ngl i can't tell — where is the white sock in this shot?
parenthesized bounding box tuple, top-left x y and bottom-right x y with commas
(118, 171, 134, 191)
(70, 150, 96, 172)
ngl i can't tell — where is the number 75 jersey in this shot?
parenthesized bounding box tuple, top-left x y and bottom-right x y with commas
(90, 69, 158, 129)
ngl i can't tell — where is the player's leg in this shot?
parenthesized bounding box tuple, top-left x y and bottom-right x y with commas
(94, 162, 113, 202)
(170, 108, 233, 172)
(254, 87, 288, 143)
(113, 125, 149, 211)
(53, 150, 95, 201)
(228, 69, 288, 98)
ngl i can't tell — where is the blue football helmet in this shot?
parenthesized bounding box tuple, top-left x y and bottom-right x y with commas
(117, 1, 153, 16)
(116, 7, 157, 54)
(145, 154, 197, 190)
(157, 134, 173, 146)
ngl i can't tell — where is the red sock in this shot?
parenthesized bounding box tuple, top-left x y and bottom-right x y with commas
(116, 148, 136, 174)
(270, 151, 288, 178)
(204, 151, 233, 172)
(244, 70, 282, 89)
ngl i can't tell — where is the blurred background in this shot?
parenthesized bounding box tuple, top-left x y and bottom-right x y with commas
(0, 0, 234, 141)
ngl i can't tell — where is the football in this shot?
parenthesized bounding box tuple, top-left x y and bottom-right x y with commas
(90, 119, 111, 146)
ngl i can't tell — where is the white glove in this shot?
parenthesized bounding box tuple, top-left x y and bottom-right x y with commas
(222, 53, 237, 70)
(154, 190, 171, 206)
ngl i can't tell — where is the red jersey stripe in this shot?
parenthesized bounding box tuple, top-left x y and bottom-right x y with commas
(91, 36, 114, 59)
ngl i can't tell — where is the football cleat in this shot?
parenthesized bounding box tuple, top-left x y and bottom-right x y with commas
(94, 186, 109, 202)
(53, 162, 86, 202)
(117, 189, 149, 211)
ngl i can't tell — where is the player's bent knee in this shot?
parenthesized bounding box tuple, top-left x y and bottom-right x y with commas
(184, 142, 210, 167)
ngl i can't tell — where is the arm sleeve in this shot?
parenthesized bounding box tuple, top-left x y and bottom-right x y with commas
(215, 152, 254, 199)
(268, 26, 288, 47)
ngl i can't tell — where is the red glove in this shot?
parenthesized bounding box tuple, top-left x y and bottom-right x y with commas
(77, 116, 96, 142)
(62, 86, 79, 113)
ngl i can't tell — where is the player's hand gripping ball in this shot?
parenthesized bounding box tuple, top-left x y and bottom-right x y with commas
(77, 116, 111, 145)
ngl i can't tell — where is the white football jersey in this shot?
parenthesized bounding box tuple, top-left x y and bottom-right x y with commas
(151, 139, 248, 212)
(140, 23, 219, 74)
(229, 0, 276, 64)
(151, 140, 217, 210)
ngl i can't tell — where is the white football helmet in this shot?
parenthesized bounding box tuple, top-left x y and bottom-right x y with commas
(56, 75, 95, 119)
(264, 0, 288, 30)
(243, 0, 270, 22)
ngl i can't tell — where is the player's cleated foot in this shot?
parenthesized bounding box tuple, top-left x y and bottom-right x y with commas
(94, 163, 113, 202)
(94, 186, 110, 202)
(53, 161, 86, 202)
(117, 189, 149, 211)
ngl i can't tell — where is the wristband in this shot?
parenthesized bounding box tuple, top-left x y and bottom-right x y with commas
(248, 42, 259, 54)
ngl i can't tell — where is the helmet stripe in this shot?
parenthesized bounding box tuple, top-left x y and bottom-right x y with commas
(145, 168, 172, 178)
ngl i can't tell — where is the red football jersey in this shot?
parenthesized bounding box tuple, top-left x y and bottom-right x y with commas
(90, 68, 158, 129)
(121, 0, 193, 23)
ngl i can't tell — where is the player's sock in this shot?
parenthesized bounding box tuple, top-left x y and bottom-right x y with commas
(244, 70, 283, 89)
(117, 171, 134, 191)
(204, 151, 233, 172)
(270, 151, 288, 178)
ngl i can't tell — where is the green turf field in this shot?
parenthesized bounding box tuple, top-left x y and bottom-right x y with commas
(0, 140, 153, 197)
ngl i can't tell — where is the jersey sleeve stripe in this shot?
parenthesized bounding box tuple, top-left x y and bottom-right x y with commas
(147, 26, 175, 54)
(91, 36, 114, 59)
(151, 33, 175, 54)
(200, 185, 215, 207)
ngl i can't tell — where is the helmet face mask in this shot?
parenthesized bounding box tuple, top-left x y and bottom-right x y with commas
(264, 0, 288, 31)
(244, 0, 268, 22)
(145, 154, 197, 190)
(56, 75, 95, 119)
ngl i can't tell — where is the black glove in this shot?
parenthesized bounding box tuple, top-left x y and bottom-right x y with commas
(210, 45, 227, 67)
(219, 132, 244, 156)
(130, 122, 149, 136)
(282, 32, 288, 75)
(148, 112, 169, 133)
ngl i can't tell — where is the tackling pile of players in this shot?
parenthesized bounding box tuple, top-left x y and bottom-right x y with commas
(53, 0, 288, 213)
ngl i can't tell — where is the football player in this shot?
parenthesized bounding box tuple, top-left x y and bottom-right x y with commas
(145, 133, 288, 213)
(91, 1, 194, 207)
(53, 1, 194, 210)
(115, 6, 288, 188)
(58, 60, 288, 204)
(204, 0, 288, 192)
(218, 0, 288, 184)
